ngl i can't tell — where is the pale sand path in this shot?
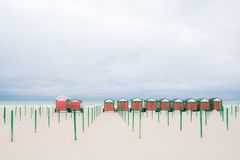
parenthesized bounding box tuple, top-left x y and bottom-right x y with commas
(1, 110, 240, 160)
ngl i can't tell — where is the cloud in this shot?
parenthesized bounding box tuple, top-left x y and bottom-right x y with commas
(0, 0, 240, 100)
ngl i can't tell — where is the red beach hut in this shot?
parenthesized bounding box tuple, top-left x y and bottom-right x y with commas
(209, 97, 222, 111)
(197, 98, 210, 110)
(159, 98, 171, 110)
(184, 98, 197, 111)
(146, 98, 157, 111)
(117, 98, 128, 111)
(104, 99, 115, 112)
(172, 98, 184, 110)
(55, 96, 70, 111)
(131, 98, 143, 111)
(70, 99, 82, 112)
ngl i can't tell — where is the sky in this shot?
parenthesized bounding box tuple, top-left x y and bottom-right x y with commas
(0, 0, 240, 100)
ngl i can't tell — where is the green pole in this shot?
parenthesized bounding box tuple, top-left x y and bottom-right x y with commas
(180, 107, 182, 131)
(11, 110, 14, 142)
(88, 107, 90, 128)
(24, 106, 26, 117)
(167, 110, 169, 127)
(65, 110, 67, 120)
(235, 106, 237, 119)
(82, 108, 84, 133)
(158, 110, 160, 123)
(3, 106, 6, 124)
(73, 109, 77, 141)
(200, 110, 203, 138)
(93, 106, 95, 121)
(139, 110, 142, 139)
(15, 107, 17, 117)
(128, 108, 130, 126)
(19, 107, 21, 121)
(34, 109, 37, 133)
(146, 110, 148, 118)
(52, 106, 54, 116)
(226, 108, 229, 130)
(190, 109, 192, 123)
(58, 110, 60, 123)
(132, 110, 134, 132)
(31, 107, 33, 119)
(48, 107, 50, 128)
(205, 111, 207, 126)
(231, 106, 233, 116)
(91, 107, 93, 123)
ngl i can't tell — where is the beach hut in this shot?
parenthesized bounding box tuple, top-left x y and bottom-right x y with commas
(117, 98, 128, 111)
(184, 98, 198, 111)
(209, 97, 222, 111)
(159, 98, 171, 110)
(197, 98, 210, 110)
(131, 98, 143, 111)
(70, 99, 82, 112)
(146, 98, 157, 111)
(104, 99, 115, 112)
(172, 98, 184, 110)
(55, 96, 70, 111)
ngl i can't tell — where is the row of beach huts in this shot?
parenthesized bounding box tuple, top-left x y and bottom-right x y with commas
(55, 96, 83, 112)
(55, 96, 223, 113)
(104, 97, 223, 112)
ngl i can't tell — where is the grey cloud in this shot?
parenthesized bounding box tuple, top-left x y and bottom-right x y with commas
(0, 0, 240, 100)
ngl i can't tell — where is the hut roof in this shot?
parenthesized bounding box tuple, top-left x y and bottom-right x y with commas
(104, 99, 114, 103)
(71, 99, 81, 102)
(131, 98, 142, 102)
(172, 98, 183, 103)
(197, 98, 209, 102)
(184, 98, 196, 103)
(159, 98, 170, 102)
(118, 98, 128, 102)
(56, 95, 70, 101)
(209, 97, 222, 102)
(147, 98, 157, 102)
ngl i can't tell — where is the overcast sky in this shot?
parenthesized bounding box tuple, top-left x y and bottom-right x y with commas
(0, 0, 240, 100)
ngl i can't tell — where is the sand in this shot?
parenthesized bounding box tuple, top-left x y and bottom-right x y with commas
(1, 106, 240, 160)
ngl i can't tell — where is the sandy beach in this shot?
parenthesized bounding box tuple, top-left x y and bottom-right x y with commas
(1, 106, 240, 160)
